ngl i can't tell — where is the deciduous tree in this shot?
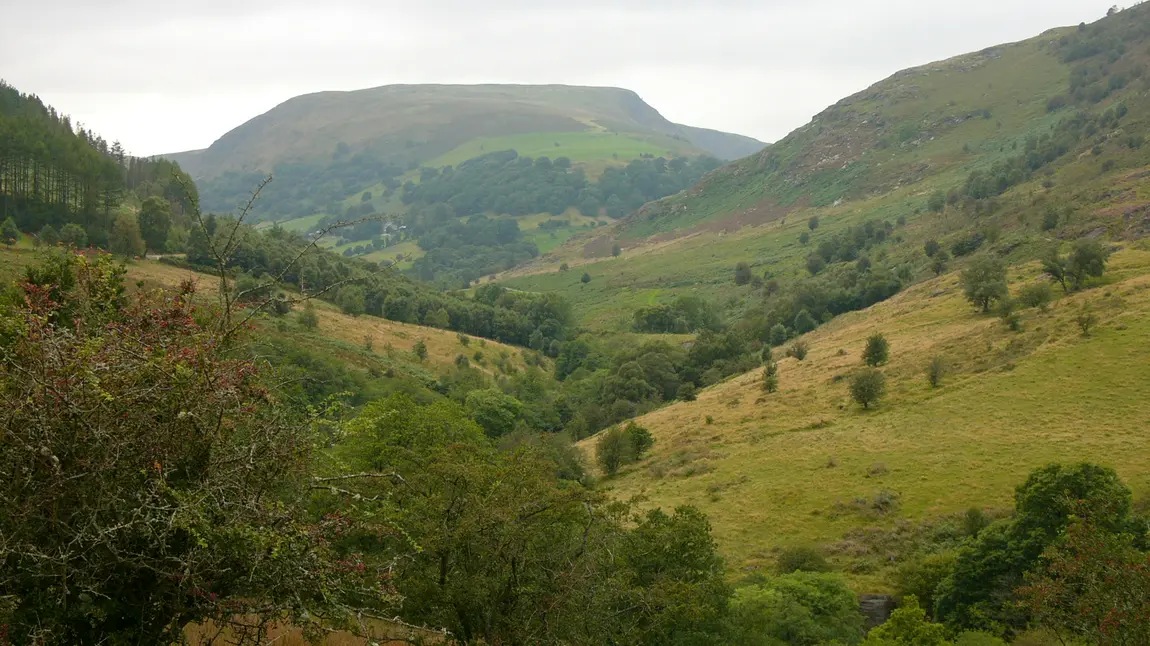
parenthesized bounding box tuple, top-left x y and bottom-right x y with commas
(961, 255, 1007, 312)
(850, 368, 886, 409)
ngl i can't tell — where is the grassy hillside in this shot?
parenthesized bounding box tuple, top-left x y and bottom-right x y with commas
(476, 5, 1150, 594)
(620, 35, 1070, 239)
(423, 130, 687, 178)
(502, 7, 1150, 332)
(129, 259, 538, 376)
(579, 245, 1150, 589)
(0, 248, 535, 379)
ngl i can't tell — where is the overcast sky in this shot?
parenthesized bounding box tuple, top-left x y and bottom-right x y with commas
(1, 0, 1119, 156)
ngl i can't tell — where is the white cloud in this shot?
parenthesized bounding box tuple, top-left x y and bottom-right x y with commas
(0, 0, 1118, 156)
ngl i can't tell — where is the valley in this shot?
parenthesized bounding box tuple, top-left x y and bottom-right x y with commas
(3, 3, 1150, 645)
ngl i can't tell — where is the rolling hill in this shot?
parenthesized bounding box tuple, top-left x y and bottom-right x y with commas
(162, 84, 765, 230)
(165, 84, 765, 179)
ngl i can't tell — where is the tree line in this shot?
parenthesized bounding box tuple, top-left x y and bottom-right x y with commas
(402, 150, 721, 219)
(182, 218, 573, 350)
(195, 145, 407, 221)
(0, 81, 198, 250)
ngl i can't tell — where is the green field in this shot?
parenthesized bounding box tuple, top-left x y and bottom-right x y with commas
(515, 210, 602, 254)
(426, 130, 693, 175)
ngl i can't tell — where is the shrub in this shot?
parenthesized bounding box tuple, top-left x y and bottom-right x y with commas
(954, 632, 1007, 646)
(850, 369, 886, 409)
(727, 573, 864, 646)
(808, 216, 820, 230)
(1, 216, 19, 246)
(786, 340, 809, 361)
(559, 262, 569, 271)
(413, 339, 429, 361)
(1076, 306, 1097, 336)
(761, 361, 779, 393)
(924, 239, 941, 257)
(768, 323, 789, 347)
(0, 254, 362, 644)
(928, 191, 946, 213)
(895, 552, 958, 615)
(793, 309, 817, 334)
(996, 298, 1021, 332)
(624, 422, 654, 459)
(464, 389, 523, 438)
(336, 285, 366, 316)
(1018, 283, 1053, 310)
(297, 304, 319, 329)
(951, 233, 984, 257)
(927, 356, 947, 388)
(580, 272, 591, 284)
(776, 546, 831, 574)
(454, 354, 470, 368)
(963, 507, 990, 537)
(863, 596, 949, 645)
(59, 223, 87, 247)
(38, 224, 60, 246)
(806, 254, 826, 276)
(929, 251, 949, 276)
(734, 262, 752, 286)
(595, 426, 628, 476)
(799, 231, 810, 245)
(862, 333, 889, 366)
(676, 383, 697, 402)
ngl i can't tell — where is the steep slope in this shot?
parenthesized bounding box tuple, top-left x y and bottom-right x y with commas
(164, 84, 763, 178)
(579, 245, 1150, 588)
(501, 6, 1150, 331)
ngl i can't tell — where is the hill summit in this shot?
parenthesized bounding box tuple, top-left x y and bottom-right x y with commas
(164, 84, 765, 179)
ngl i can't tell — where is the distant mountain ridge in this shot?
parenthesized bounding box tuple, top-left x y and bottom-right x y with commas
(164, 84, 766, 178)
